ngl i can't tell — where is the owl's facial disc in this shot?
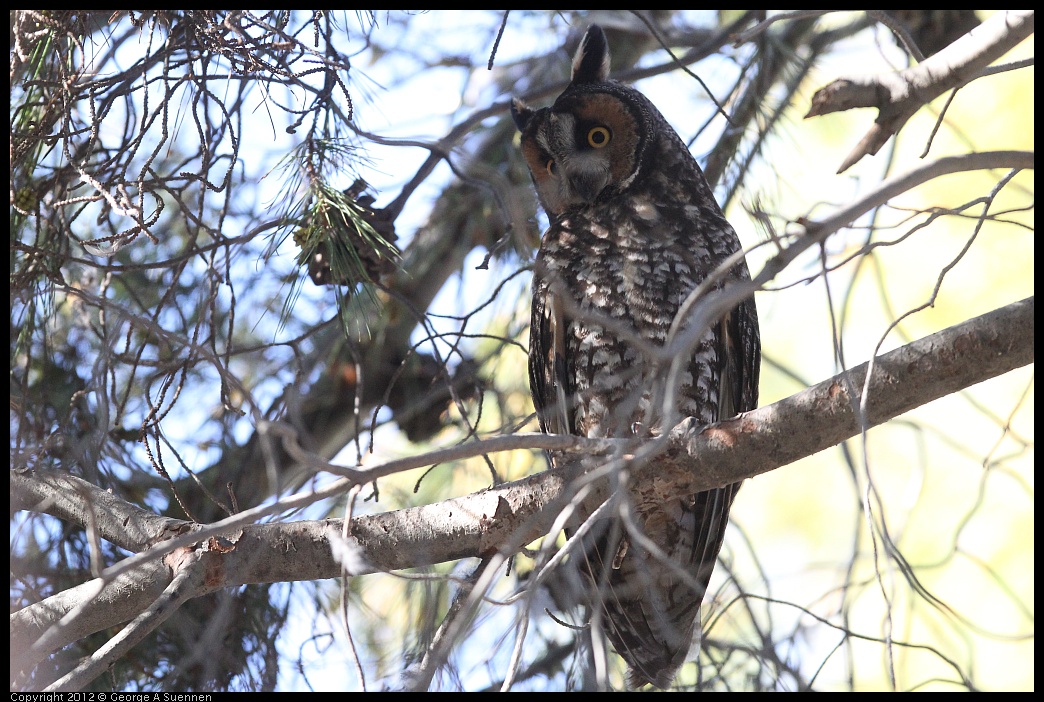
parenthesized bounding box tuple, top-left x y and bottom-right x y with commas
(543, 112, 613, 206)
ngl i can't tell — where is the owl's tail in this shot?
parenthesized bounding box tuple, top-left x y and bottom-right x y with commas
(581, 482, 739, 689)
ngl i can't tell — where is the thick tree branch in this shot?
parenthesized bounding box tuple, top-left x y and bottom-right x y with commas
(347, 295, 1035, 564)
(806, 10, 1034, 171)
(10, 470, 192, 553)
(12, 297, 1032, 686)
(10, 560, 172, 688)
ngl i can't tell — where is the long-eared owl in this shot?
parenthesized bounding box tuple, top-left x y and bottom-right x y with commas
(512, 25, 761, 688)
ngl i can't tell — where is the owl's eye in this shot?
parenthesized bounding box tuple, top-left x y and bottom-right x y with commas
(545, 159, 557, 176)
(587, 126, 611, 148)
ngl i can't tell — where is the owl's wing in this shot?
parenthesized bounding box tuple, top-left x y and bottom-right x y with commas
(600, 299, 762, 688)
(529, 273, 574, 437)
(681, 295, 761, 616)
(724, 295, 761, 417)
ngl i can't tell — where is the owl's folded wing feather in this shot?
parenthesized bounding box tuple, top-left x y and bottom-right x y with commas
(596, 310, 757, 689)
(529, 273, 573, 438)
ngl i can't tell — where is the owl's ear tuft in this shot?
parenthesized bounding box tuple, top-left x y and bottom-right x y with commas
(571, 25, 610, 84)
(510, 97, 535, 131)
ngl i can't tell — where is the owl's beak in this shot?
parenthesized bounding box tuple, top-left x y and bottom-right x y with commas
(569, 171, 609, 203)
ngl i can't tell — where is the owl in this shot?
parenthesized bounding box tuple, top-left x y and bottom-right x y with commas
(512, 25, 761, 688)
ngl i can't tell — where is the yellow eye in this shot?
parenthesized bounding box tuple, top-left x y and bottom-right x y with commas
(545, 159, 556, 176)
(587, 126, 611, 148)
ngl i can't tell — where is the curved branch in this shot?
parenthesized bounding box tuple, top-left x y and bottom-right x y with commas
(756, 150, 1034, 288)
(806, 10, 1034, 171)
(47, 560, 206, 692)
(347, 295, 1035, 565)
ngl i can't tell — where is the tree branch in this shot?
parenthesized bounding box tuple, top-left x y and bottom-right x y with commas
(11, 296, 1032, 686)
(806, 10, 1034, 172)
(46, 560, 206, 692)
(346, 296, 1035, 565)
